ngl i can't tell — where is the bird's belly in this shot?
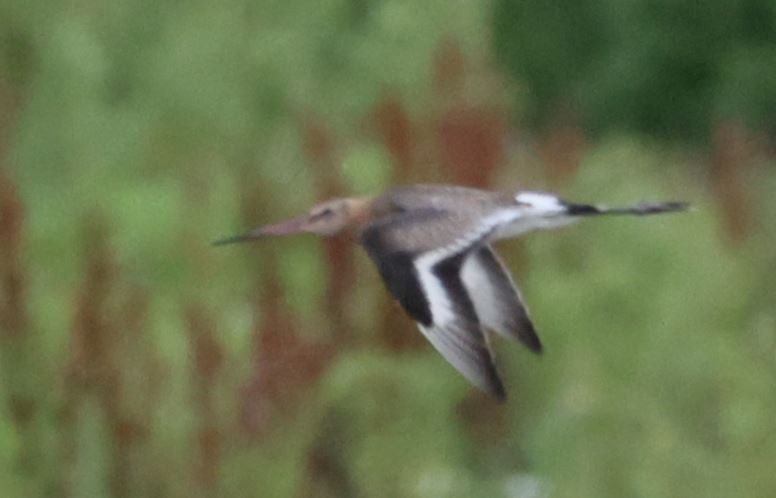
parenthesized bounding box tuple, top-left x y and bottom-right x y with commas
(492, 216, 577, 240)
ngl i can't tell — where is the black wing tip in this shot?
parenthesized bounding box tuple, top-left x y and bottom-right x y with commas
(485, 375, 508, 402)
(482, 352, 508, 401)
(517, 319, 544, 354)
(528, 339, 544, 355)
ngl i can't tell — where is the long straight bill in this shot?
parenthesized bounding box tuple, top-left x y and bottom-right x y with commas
(211, 230, 265, 246)
(211, 214, 310, 246)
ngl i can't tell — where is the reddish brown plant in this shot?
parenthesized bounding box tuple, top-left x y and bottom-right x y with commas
(185, 301, 225, 491)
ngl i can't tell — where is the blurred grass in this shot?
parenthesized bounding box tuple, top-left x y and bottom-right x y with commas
(1, 1, 775, 498)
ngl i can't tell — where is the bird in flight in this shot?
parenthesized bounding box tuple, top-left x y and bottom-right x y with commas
(214, 185, 688, 400)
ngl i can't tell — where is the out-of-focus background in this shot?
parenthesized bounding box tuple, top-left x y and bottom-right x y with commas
(1, 1, 775, 497)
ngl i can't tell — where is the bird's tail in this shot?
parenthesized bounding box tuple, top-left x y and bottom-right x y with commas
(564, 201, 691, 217)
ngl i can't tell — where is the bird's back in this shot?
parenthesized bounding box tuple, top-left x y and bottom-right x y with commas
(362, 185, 518, 254)
(375, 184, 507, 215)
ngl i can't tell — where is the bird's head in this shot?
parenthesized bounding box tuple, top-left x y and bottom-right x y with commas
(212, 197, 369, 246)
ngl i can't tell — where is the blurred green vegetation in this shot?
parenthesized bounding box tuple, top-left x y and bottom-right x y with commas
(494, 0, 776, 139)
(1, 1, 775, 498)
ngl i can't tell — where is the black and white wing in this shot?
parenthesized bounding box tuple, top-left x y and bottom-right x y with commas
(461, 246, 542, 352)
(360, 209, 515, 399)
(414, 251, 505, 399)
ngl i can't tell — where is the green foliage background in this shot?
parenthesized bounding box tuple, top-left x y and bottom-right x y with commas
(494, 0, 776, 139)
(0, 1, 775, 497)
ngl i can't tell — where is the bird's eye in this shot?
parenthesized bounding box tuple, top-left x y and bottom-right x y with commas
(312, 207, 334, 218)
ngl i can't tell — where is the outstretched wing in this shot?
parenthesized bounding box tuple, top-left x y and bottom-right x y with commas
(461, 246, 542, 352)
(360, 209, 508, 399)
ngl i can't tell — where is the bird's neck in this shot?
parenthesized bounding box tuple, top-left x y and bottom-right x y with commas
(336, 197, 374, 238)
